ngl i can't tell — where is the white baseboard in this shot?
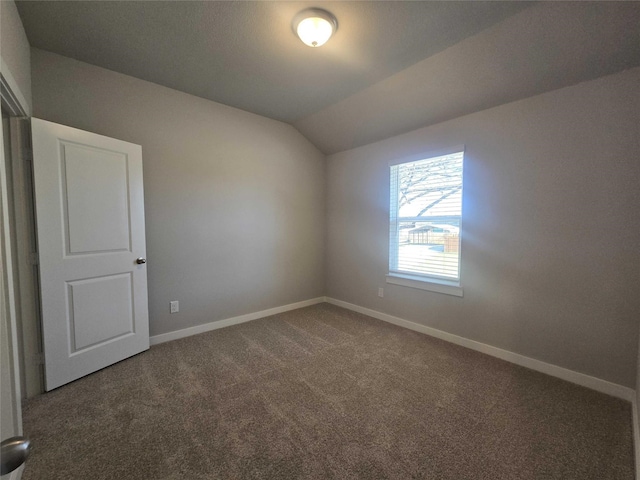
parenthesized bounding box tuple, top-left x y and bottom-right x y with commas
(150, 295, 637, 474)
(326, 297, 635, 402)
(149, 295, 637, 474)
(150, 297, 325, 346)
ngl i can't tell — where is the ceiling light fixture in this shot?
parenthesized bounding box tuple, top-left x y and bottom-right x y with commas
(293, 8, 338, 48)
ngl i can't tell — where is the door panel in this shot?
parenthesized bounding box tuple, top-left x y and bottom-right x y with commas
(68, 272, 134, 352)
(31, 118, 149, 391)
(63, 142, 131, 254)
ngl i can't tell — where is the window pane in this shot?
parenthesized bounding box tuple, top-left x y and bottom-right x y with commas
(390, 151, 463, 282)
(396, 152, 463, 218)
(395, 219, 460, 279)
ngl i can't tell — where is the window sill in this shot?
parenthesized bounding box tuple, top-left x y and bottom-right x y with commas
(386, 273, 464, 297)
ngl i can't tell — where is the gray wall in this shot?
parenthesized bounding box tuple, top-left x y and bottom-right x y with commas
(31, 48, 325, 337)
(24, 46, 640, 390)
(326, 67, 640, 388)
(0, 0, 31, 112)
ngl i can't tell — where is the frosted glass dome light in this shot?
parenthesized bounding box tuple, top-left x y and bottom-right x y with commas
(293, 9, 338, 47)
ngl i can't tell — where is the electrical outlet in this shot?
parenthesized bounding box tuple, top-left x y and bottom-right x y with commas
(170, 301, 179, 314)
(378, 287, 384, 298)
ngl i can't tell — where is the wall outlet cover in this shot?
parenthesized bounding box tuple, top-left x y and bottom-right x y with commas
(170, 301, 179, 313)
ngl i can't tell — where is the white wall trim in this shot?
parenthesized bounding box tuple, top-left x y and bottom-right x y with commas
(1, 94, 24, 436)
(150, 297, 326, 346)
(386, 274, 463, 297)
(326, 297, 635, 402)
(146, 296, 640, 476)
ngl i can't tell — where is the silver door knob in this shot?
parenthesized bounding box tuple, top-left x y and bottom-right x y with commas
(136, 257, 146, 264)
(1, 436, 31, 475)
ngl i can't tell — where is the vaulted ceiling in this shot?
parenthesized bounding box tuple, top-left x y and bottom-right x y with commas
(16, 1, 640, 154)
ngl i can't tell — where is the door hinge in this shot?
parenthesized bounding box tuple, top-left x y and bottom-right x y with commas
(29, 252, 39, 265)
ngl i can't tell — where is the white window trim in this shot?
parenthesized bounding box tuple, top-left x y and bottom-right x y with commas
(386, 273, 463, 297)
(388, 146, 465, 296)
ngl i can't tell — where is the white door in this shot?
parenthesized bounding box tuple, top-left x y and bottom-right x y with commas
(31, 118, 149, 391)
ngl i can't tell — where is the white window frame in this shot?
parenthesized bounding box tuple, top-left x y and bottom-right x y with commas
(387, 147, 464, 298)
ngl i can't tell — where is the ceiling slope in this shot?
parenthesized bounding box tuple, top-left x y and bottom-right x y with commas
(15, 1, 528, 123)
(295, 2, 640, 154)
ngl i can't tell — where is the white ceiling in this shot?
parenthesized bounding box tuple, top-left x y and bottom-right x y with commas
(15, 1, 640, 154)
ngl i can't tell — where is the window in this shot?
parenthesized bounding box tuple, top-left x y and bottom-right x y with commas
(388, 150, 464, 296)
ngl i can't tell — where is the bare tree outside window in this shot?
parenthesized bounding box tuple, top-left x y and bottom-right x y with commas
(390, 151, 464, 282)
(397, 153, 463, 218)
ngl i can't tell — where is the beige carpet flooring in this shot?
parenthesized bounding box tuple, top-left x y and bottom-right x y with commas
(22, 303, 634, 479)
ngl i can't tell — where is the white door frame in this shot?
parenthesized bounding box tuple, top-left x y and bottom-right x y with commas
(0, 71, 27, 480)
(9, 117, 43, 398)
(1, 62, 31, 480)
(2, 63, 46, 400)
